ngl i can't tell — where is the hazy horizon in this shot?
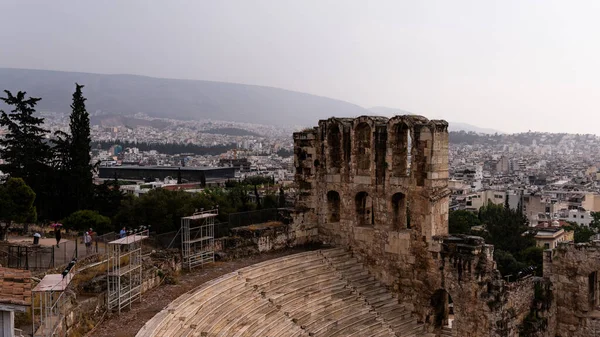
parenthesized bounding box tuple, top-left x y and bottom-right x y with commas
(1, 1, 599, 134)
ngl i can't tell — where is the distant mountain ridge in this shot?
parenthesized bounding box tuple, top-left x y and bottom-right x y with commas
(0, 68, 368, 126)
(368, 106, 503, 134)
(0, 68, 501, 132)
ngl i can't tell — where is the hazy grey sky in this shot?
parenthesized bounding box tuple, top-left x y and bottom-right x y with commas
(1, 1, 599, 133)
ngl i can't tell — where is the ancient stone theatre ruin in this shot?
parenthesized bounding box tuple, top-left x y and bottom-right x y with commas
(140, 114, 574, 337)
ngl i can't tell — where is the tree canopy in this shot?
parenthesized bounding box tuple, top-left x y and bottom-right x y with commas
(0, 178, 36, 240)
(63, 210, 111, 234)
(449, 210, 480, 234)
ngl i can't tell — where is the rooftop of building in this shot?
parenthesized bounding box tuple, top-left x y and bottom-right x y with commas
(0, 267, 32, 308)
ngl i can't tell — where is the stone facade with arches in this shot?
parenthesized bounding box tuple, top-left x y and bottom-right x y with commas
(292, 115, 544, 336)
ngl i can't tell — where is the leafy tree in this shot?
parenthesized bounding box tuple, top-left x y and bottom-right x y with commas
(114, 188, 195, 234)
(63, 210, 111, 234)
(91, 140, 235, 156)
(114, 187, 266, 234)
(93, 180, 125, 219)
(479, 201, 534, 256)
(263, 193, 278, 209)
(563, 222, 596, 243)
(590, 212, 600, 229)
(0, 178, 36, 240)
(494, 249, 527, 279)
(449, 210, 480, 234)
(517, 246, 544, 276)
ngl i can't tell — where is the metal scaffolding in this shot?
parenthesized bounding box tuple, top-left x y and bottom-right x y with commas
(107, 231, 148, 313)
(182, 209, 217, 270)
(32, 271, 73, 336)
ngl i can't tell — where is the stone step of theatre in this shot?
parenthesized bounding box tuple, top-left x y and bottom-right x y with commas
(136, 248, 436, 337)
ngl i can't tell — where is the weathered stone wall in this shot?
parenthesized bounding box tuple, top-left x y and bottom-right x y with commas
(545, 241, 600, 337)
(291, 115, 540, 337)
(216, 220, 319, 258)
(225, 222, 291, 255)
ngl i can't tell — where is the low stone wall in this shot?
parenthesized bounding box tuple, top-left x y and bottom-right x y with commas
(217, 222, 295, 258)
(494, 276, 551, 337)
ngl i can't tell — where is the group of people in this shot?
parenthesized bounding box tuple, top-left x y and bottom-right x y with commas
(54, 227, 95, 252)
(51, 226, 127, 254)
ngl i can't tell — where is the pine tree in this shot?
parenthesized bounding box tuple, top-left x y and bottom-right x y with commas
(0, 90, 51, 192)
(68, 84, 93, 210)
(48, 130, 73, 219)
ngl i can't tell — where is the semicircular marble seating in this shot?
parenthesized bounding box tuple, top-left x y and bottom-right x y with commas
(137, 249, 432, 337)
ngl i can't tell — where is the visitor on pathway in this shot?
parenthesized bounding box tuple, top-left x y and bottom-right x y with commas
(120, 227, 127, 238)
(55, 227, 61, 248)
(84, 231, 92, 254)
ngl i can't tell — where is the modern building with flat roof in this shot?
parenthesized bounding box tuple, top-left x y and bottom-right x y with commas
(98, 166, 235, 185)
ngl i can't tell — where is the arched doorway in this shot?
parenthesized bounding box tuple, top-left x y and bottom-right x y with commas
(391, 192, 407, 230)
(326, 191, 341, 223)
(355, 192, 373, 227)
(431, 289, 453, 329)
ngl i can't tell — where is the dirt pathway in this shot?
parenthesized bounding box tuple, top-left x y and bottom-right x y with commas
(92, 248, 312, 337)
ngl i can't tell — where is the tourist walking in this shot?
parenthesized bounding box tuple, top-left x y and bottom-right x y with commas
(55, 227, 61, 248)
(84, 231, 92, 254)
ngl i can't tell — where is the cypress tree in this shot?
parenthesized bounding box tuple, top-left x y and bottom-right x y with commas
(278, 186, 286, 208)
(254, 185, 261, 209)
(69, 83, 93, 210)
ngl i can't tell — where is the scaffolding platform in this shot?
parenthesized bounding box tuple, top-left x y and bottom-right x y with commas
(108, 234, 148, 245)
(182, 209, 217, 270)
(32, 261, 76, 337)
(107, 230, 148, 313)
(33, 274, 72, 292)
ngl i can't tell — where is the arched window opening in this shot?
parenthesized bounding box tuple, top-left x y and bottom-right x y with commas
(392, 193, 407, 230)
(355, 123, 371, 172)
(590, 271, 599, 310)
(414, 126, 430, 186)
(328, 125, 342, 172)
(327, 191, 341, 223)
(355, 192, 373, 227)
(392, 123, 411, 177)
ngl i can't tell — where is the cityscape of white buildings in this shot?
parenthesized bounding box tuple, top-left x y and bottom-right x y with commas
(449, 132, 600, 229)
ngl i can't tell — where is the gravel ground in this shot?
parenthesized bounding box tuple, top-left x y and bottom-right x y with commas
(92, 248, 313, 337)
